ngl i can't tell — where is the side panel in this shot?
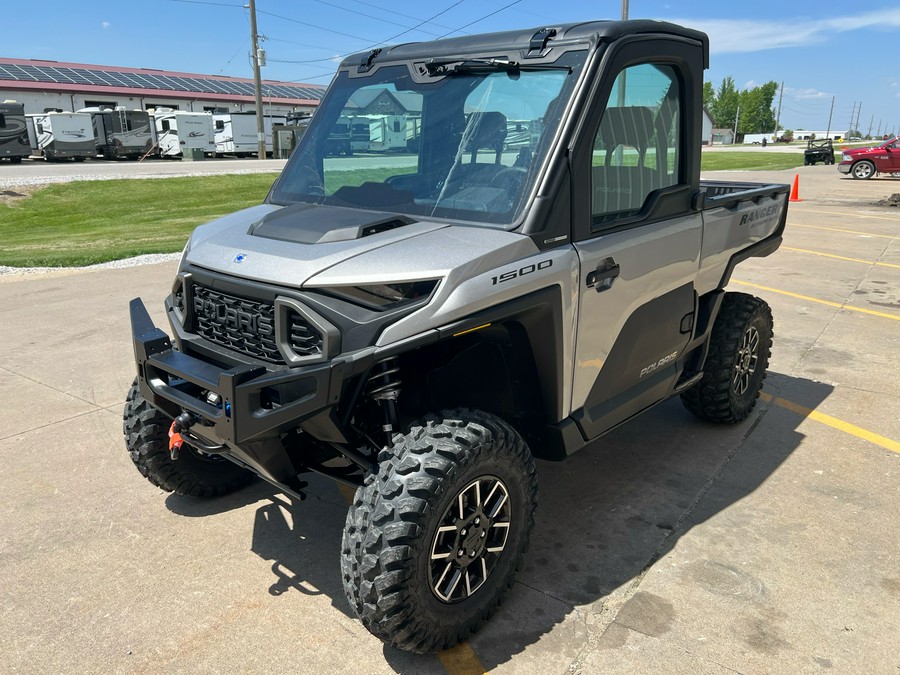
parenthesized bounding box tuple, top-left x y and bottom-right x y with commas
(695, 191, 787, 294)
(571, 213, 701, 433)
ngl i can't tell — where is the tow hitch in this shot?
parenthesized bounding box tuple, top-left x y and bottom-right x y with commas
(167, 411, 226, 460)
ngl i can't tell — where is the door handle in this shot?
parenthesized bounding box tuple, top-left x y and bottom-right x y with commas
(586, 257, 620, 292)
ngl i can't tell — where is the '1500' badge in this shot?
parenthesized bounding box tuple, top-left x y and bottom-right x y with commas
(234, 253, 247, 263)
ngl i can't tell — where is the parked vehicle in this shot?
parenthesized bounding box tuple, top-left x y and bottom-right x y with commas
(213, 112, 287, 156)
(80, 107, 154, 160)
(151, 110, 215, 158)
(804, 138, 835, 165)
(0, 101, 30, 163)
(837, 136, 900, 179)
(125, 19, 789, 653)
(25, 111, 95, 161)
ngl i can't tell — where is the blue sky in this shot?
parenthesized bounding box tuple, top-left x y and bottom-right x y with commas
(4, 1, 899, 136)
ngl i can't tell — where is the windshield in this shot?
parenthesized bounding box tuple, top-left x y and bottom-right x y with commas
(270, 53, 584, 227)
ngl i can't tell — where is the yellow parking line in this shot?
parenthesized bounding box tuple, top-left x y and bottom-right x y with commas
(794, 207, 900, 222)
(732, 280, 900, 321)
(760, 393, 900, 454)
(438, 642, 488, 674)
(781, 247, 900, 270)
(788, 223, 896, 239)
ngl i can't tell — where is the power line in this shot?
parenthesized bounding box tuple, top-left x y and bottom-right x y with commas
(340, 0, 463, 32)
(256, 9, 371, 40)
(437, 0, 523, 38)
(303, 0, 445, 36)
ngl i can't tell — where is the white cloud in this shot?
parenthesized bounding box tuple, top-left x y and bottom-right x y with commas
(101, 21, 111, 30)
(743, 79, 757, 89)
(671, 7, 900, 54)
(785, 86, 832, 100)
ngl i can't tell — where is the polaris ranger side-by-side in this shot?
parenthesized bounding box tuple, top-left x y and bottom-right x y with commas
(126, 20, 789, 653)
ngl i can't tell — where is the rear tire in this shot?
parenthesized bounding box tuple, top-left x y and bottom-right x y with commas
(681, 293, 773, 424)
(123, 379, 255, 498)
(341, 410, 537, 653)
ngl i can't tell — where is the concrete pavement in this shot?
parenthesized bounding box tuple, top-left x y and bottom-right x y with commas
(0, 164, 898, 673)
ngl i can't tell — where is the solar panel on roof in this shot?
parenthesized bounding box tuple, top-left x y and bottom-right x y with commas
(0, 62, 323, 100)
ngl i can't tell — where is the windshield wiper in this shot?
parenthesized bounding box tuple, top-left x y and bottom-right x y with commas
(423, 58, 571, 76)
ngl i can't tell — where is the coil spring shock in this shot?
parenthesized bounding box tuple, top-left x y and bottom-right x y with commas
(367, 358, 401, 447)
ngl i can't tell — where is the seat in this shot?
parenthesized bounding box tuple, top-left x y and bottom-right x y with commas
(592, 106, 667, 216)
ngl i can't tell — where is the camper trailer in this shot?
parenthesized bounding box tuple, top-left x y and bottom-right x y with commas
(213, 113, 257, 156)
(151, 110, 215, 158)
(213, 112, 287, 156)
(0, 101, 30, 163)
(348, 114, 418, 153)
(81, 107, 154, 159)
(25, 112, 95, 161)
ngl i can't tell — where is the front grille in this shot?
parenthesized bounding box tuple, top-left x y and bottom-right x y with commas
(192, 285, 280, 362)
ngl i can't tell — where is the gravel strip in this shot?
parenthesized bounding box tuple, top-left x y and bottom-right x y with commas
(0, 252, 182, 277)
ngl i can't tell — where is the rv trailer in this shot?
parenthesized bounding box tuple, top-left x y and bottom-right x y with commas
(213, 112, 287, 156)
(0, 101, 30, 163)
(25, 112, 95, 161)
(151, 110, 215, 158)
(81, 107, 154, 159)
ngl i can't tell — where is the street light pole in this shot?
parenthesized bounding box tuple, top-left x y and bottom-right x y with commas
(247, 0, 266, 160)
(622, 0, 629, 20)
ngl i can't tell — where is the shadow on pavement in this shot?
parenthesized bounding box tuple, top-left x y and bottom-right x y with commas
(170, 371, 832, 670)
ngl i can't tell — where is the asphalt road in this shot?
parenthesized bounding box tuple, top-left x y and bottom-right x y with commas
(1, 165, 898, 673)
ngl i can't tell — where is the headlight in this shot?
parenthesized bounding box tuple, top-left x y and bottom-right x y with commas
(322, 279, 439, 310)
(842, 153, 852, 161)
(178, 237, 191, 268)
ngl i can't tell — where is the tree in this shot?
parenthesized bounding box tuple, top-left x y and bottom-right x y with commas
(709, 76, 739, 129)
(704, 77, 778, 134)
(738, 81, 778, 134)
(702, 81, 715, 111)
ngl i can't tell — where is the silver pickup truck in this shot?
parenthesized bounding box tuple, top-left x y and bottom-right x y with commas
(125, 19, 789, 653)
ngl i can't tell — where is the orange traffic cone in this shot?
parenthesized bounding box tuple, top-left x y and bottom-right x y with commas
(789, 173, 803, 202)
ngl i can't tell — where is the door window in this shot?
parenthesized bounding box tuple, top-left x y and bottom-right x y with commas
(591, 63, 682, 225)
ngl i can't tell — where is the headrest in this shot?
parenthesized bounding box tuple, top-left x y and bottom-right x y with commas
(463, 111, 508, 153)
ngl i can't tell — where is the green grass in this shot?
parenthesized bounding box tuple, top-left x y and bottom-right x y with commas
(2, 151, 805, 267)
(1, 174, 279, 267)
(700, 151, 803, 171)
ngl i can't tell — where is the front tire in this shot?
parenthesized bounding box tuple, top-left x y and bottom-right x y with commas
(681, 293, 773, 424)
(341, 410, 538, 653)
(123, 379, 255, 498)
(851, 161, 875, 179)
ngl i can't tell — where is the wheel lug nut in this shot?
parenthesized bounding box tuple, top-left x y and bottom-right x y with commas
(481, 531, 486, 538)
(474, 517, 480, 525)
(460, 529, 467, 536)
(469, 551, 476, 558)
(458, 549, 464, 557)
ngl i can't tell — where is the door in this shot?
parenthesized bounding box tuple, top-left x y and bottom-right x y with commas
(570, 55, 703, 440)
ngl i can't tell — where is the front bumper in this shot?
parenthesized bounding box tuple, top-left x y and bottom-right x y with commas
(837, 162, 852, 174)
(130, 298, 344, 447)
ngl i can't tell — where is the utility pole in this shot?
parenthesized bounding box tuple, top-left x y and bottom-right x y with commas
(733, 104, 740, 143)
(247, 0, 266, 160)
(876, 120, 882, 138)
(847, 101, 856, 135)
(854, 103, 862, 137)
(866, 114, 874, 138)
(621, 0, 629, 20)
(773, 82, 783, 140)
(825, 95, 834, 139)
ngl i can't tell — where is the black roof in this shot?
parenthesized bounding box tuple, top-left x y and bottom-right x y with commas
(341, 20, 709, 69)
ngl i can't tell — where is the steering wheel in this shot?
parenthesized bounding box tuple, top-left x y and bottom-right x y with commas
(490, 166, 527, 192)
